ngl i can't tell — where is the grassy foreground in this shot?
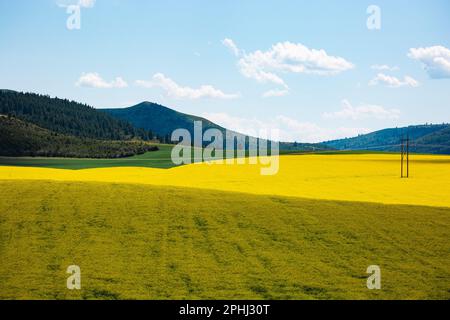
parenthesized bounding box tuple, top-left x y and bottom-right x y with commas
(0, 180, 449, 300)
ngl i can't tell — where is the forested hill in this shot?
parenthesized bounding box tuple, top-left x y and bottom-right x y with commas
(0, 90, 153, 141)
(0, 115, 158, 158)
(104, 101, 228, 139)
(323, 124, 450, 154)
(413, 126, 450, 154)
(104, 102, 329, 152)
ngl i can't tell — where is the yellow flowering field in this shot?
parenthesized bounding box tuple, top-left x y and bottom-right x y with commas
(0, 154, 449, 299)
(1, 154, 450, 207)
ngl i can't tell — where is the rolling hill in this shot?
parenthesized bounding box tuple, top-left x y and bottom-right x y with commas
(0, 91, 328, 154)
(104, 102, 227, 138)
(0, 115, 158, 158)
(103, 102, 328, 152)
(413, 126, 450, 154)
(2, 90, 449, 157)
(322, 124, 450, 154)
(0, 90, 154, 141)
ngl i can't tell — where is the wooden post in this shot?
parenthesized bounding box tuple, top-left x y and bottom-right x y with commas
(406, 135, 409, 178)
(401, 137, 404, 178)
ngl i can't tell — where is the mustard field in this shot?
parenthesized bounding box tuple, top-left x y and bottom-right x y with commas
(0, 154, 449, 299)
(1, 154, 450, 207)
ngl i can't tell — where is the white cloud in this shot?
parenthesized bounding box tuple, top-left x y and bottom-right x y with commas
(136, 73, 239, 100)
(76, 72, 128, 89)
(262, 89, 289, 98)
(371, 64, 399, 71)
(323, 99, 400, 120)
(202, 112, 371, 143)
(238, 58, 288, 88)
(222, 38, 240, 57)
(369, 73, 419, 88)
(408, 45, 450, 79)
(224, 39, 354, 88)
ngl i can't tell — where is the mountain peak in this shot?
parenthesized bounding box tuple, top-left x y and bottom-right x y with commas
(127, 101, 177, 113)
(134, 101, 157, 107)
(104, 101, 220, 137)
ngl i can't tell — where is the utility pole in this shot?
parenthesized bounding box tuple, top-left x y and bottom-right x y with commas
(401, 136, 404, 178)
(400, 135, 410, 178)
(406, 134, 409, 178)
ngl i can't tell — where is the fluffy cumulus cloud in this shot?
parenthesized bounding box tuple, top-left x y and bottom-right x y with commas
(323, 99, 400, 121)
(226, 40, 353, 79)
(202, 112, 371, 143)
(136, 73, 239, 100)
(369, 73, 419, 88)
(223, 39, 354, 97)
(408, 45, 450, 79)
(76, 72, 128, 88)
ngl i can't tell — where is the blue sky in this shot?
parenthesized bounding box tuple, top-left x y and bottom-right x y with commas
(0, 0, 449, 142)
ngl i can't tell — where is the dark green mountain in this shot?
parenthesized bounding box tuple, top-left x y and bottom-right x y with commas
(0, 90, 154, 141)
(0, 115, 157, 158)
(104, 102, 230, 139)
(413, 126, 450, 154)
(104, 102, 327, 152)
(323, 124, 450, 154)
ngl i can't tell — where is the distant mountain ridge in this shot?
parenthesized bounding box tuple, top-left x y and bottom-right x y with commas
(2, 90, 449, 155)
(103, 102, 327, 152)
(0, 91, 328, 155)
(323, 124, 450, 154)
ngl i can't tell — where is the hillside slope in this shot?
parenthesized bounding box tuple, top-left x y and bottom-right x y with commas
(323, 124, 450, 154)
(0, 115, 157, 158)
(104, 102, 226, 138)
(104, 102, 329, 152)
(413, 126, 450, 154)
(0, 90, 153, 141)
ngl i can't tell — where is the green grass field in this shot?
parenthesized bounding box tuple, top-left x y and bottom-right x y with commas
(0, 145, 177, 170)
(0, 144, 302, 170)
(0, 180, 448, 300)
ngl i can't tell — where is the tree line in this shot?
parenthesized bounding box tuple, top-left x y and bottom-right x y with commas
(0, 90, 161, 141)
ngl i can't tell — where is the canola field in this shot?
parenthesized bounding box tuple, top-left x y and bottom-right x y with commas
(0, 154, 449, 299)
(1, 154, 450, 207)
